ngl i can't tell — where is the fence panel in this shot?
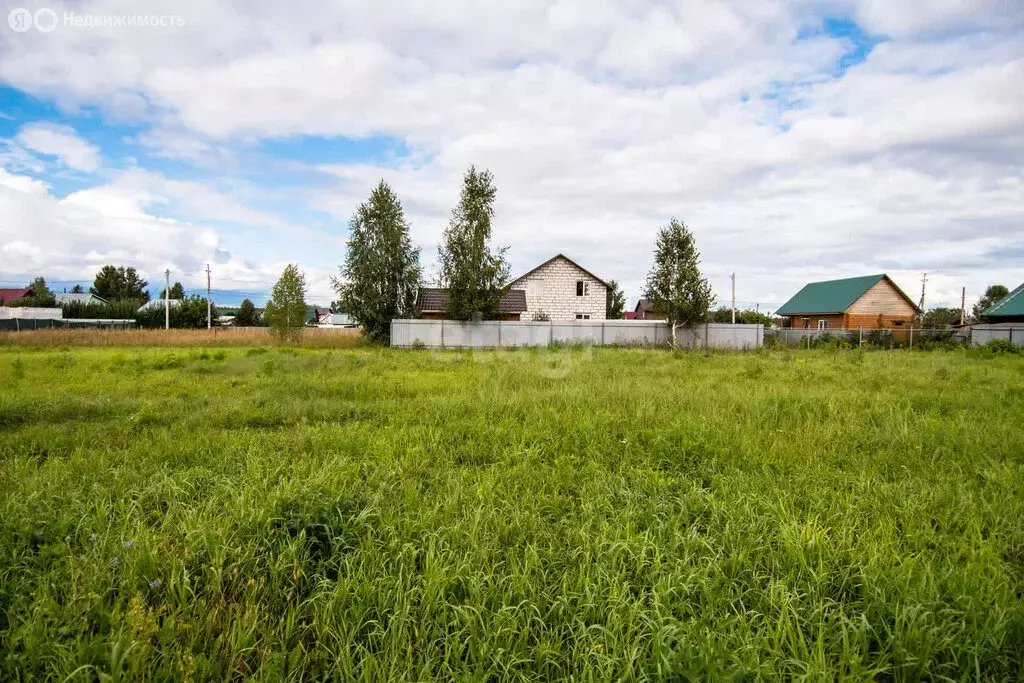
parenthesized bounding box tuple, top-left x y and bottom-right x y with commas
(970, 325, 1023, 347)
(390, 320, 763, 349)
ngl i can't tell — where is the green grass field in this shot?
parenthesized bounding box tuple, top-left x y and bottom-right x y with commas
(1, 346, 1022, 680)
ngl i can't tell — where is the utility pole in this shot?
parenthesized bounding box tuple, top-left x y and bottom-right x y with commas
(206, 263, 212, 330)
(164, 268, 170, 330)
(960, 287, 966, 326)
(731, 273, 736, 324)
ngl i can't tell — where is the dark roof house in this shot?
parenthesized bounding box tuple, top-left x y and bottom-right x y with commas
(416, 287, 527, 320)
(633, 299, 664, 320)
(776, 274, 920, 329)
(980, 283, 1024, 323)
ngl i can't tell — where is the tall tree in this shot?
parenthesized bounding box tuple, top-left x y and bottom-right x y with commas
(160, 282, 186, 299)
(923, 307, 964, 329)
(70, 284, 84, 293)
(25, 277, 56, 306)
(972, 284, 1010, 320)
(605, 280, 626, 319)
(437, 166, 510, 320)
(90, 265, 150, 302)
(235, 298, 260, 326)
(643, 218, 714, 347)
(264, 264, 307, 340)
(333, 181, 421, 343)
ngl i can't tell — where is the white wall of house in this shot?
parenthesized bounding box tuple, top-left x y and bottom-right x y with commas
(510, 256, 608, 321)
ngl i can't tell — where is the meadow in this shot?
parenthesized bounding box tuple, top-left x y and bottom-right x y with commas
(1, 343, 1022, 680)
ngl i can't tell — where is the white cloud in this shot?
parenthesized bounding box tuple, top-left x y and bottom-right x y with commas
(13, 122, 101, 172)
(0, 0, 1023, 309)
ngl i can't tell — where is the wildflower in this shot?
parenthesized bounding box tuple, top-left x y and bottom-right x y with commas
(112, 556, 119, 566)
(123, 541, 134, 549)
(149, 579, 161, 590)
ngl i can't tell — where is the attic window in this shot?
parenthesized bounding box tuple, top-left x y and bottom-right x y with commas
(575, 313, 591, 320)
(576, 281, 589, 297)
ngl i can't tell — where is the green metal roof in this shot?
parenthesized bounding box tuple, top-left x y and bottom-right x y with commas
(981, 282, 1024, 319)
(776, 274, 886, 315)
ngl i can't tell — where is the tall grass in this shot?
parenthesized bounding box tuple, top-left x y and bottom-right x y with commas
(0, 327, 363, 348)
(0, 347, 1022, 679)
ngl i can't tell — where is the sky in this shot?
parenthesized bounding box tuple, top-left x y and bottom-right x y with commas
(0, 0, 1022, 311)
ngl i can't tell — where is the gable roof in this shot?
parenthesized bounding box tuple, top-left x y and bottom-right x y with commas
(509, 254, 610, 288)
(634, 299, 654, 315)
(55, 292, 108, 305)
(0, 288, 32, 302)
(981, 282, 1024, 319)
(416, 288, 527, 314)
(776, 274, 920, 315)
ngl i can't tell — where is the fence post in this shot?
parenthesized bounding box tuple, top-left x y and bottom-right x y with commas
(909, 326, 913, 349)
(549, 321, 553, 347)
(601, 321, 606, 346)
(441, 320, 445, 349)
(498, 321, 502, 348)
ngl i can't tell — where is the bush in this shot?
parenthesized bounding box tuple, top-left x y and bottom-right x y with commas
(983, 338, 1019, 355)
(62, 299, 143, 320)
(135, 296, 217, 329)
(865, 329, 893, 348)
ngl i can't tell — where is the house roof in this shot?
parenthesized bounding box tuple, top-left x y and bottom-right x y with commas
(776, 274, 921, 315)
(55, 292, 108, 305)
(509, 254, 610, 288)
(634, 299, 654, 315)
(981, 282, 1024, 319)
(0, 288, 32, 302)
(416, 287, 528, 313)
(138, 298, 181, 311)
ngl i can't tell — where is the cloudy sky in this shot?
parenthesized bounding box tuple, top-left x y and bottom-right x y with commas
(1, 0, 1022, 311)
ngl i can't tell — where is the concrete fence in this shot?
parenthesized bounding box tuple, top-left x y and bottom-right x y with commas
(390, 320, 764, 349)
(969, 324, 1024, 348)
(0, 307, 63, 319)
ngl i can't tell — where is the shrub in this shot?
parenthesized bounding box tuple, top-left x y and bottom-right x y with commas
(983, 338, 1019, 355)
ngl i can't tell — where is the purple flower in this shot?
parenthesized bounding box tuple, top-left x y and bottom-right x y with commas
(149, 579, 161, 589)
(112, 556, 119, 566)
(123, 541, 134, 549)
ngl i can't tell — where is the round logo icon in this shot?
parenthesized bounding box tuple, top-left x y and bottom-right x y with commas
(8, 7, 33, 32)
(34, 8, 58, 32)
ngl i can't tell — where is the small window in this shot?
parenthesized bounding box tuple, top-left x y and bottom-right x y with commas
(817, 320, 829, 330)
(576, 281, 589, 297)
(893, 320, 904, 327)
(575, 313, 591, 320)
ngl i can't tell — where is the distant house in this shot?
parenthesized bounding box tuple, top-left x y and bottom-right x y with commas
(138, 298, 181, 312)
(416, 288, 528, 321)
(0, 288, 33, 304)
(310, 307, 332, 325)
(509, 254, 609, 321)
(321, 311, 352, 326)
(776, 274, 920, 330)
(979, 283, 1024, 323)
(633, 299, 664, 321)
(55, 292, 108, 306)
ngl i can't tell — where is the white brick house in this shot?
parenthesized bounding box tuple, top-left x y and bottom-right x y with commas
(509, 254, 609, 322)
